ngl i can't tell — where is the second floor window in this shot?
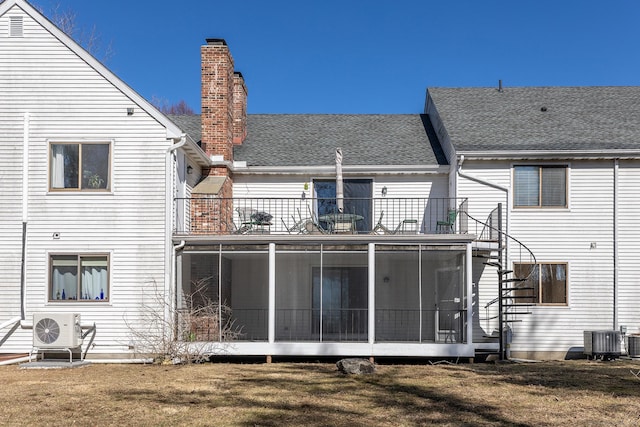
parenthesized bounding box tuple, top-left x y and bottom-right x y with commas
(50, 142, 110, 191)
(513, 165, 567, 208)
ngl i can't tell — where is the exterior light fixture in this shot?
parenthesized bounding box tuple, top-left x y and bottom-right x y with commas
(381, 186, 387, 197)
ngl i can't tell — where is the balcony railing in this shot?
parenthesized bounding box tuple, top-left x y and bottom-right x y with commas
(375, 309, 466, 343)
(175, 197, 469, 236)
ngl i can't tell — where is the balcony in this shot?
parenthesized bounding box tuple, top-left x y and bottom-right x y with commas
(175, 197, 470, 236)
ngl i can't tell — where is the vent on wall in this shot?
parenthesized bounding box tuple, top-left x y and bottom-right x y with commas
(9, 16, 23, 37)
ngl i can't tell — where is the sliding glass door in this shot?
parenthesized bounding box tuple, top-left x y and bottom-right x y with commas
(313, 179, 372, 232)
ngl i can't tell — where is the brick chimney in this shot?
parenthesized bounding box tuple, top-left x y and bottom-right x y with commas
(191, 38, 247, 234)
(233, 72, 247, 145)
(201, 38, 234, 161)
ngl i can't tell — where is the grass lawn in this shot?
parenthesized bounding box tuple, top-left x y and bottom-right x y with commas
(1, 359, 639, 426)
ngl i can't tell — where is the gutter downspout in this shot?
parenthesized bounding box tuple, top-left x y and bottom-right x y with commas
(165, 135, 187, 340)
(457, 155, 510, 255)
(20, 112, 30, 322)
(456, 155, 510, 356)
(613, 159, 619, 331)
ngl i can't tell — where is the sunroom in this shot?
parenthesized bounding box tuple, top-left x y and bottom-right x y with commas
(176, 234, 476, 358)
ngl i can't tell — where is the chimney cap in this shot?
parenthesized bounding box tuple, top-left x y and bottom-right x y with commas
(206, 38, 227, 46)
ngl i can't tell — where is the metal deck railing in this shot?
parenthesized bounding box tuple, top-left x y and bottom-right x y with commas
(183, 308, 467, 344)
(174, 197, 470, 236)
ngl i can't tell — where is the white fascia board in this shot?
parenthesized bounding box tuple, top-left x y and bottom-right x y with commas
(458, 149, 640, 161)
(4, 0, 183, 139)
(182, 136, 210, 167)
(232, 164, 450, 175)
(0, 0, 18, 15)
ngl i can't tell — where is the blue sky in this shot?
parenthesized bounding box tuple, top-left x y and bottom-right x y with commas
(29, 0, 640, 114)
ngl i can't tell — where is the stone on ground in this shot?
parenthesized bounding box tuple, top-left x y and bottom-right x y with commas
(336, 358, 376, 375)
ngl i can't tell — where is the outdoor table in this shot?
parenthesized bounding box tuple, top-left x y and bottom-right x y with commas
(317, 213, 364, 233)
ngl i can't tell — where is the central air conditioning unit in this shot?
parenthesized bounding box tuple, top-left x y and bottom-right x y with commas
(33, 313, 83, 349)
(583, 330, 621, 360)
(628, 335, 640, 358)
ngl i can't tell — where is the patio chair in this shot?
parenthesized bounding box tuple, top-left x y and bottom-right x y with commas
(236, 207, 273, 234)
(372, 211, 392, 234)
(372, 211, 418, 235)
(235, 207, 256, 234)
(436, 209, 457, 233)
(281, 208, 328, 235)
(281, 217, 327, 234)
(396, 218, 418, 234)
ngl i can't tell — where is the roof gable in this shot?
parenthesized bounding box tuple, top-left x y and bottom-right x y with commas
(0, 0, 182, 139)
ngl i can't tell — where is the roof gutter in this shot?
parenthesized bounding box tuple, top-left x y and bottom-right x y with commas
(459, 149, 640, 160)
(230, 164, 450, 175)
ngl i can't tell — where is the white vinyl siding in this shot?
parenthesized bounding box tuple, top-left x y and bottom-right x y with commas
(459, 159, 617, 356)
(617, 160, 640, 335)
(0, 6, 170, 354)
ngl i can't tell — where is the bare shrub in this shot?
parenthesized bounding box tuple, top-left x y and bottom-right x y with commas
(41, 2, 114, 63)
(126, 278, 242, 364)
(150, 96, 196, 115)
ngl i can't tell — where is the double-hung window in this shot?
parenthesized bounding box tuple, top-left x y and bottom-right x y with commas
(513, 262, 567, 305)
(50, 142, 110, 191)
(513, 165, 567, 208)
(50, 254, 109, 302)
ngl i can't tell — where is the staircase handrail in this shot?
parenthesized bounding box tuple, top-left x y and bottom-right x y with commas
(462, 209, 537, 309)
(465, 209, 537, 272)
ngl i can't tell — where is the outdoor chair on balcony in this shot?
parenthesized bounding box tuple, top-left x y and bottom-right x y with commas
(236, 208, 272, 234)
(281, 217, 327, 234)
(436, 209, 457, 234)
(281, 208, 328, 235)
(372, 211, 418, 235)
(396, 218, 418, 234)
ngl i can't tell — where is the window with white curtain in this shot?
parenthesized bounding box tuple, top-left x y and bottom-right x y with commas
(50, 254, 109, 302)
(513, 165, 567, 208)
(50, 142, 110, 191)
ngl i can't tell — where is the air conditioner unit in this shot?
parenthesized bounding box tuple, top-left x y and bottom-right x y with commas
(583, 330, 621, 360)
(33, 313, 83, 349)
(627, 335, 640, 358)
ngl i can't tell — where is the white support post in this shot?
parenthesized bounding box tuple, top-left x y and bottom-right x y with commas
(268, 243, 276, 344)
(368, 243, 375, 346)
(466, 243, 473, 346)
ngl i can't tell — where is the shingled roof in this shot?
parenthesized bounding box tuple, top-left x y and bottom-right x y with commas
(427, 86, 640, 153)
(168, 114, 447, 167)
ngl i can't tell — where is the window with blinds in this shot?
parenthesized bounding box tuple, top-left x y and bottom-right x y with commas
(513, 165, 567, 208)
